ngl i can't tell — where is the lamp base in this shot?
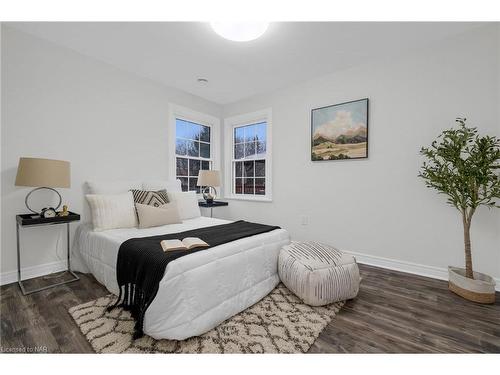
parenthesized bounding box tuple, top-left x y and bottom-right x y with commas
(25, 187, 62, 214)
(202, 186, 217, 204)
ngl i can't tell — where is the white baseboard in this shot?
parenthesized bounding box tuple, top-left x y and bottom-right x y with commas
(0, 260, 67, 286)
(344, 250, 500, 292)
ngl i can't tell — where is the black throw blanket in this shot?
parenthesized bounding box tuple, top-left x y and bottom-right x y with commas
(107, 220, 280, 339)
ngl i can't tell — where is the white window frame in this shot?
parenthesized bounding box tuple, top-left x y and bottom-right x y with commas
(168, 104, 221, 194)
(224, 108, 272, 202)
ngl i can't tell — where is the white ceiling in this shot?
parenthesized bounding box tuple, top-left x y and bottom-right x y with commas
(8, 22, 486, 104)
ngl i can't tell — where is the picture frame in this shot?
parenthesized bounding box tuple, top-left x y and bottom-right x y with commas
(311, 98, 369, 161)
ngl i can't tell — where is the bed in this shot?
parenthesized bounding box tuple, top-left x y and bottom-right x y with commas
(72, 216, 290, 340)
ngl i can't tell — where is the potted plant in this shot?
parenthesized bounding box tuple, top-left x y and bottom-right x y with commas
(419, 118, 499, 304)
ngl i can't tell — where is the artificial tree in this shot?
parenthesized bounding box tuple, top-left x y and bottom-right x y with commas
(419, 118, 500, 279)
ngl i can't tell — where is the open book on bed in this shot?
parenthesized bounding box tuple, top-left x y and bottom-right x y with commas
(160, 237, 209, 252)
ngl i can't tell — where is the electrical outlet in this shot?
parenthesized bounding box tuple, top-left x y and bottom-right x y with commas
(301, 216, 309, 226)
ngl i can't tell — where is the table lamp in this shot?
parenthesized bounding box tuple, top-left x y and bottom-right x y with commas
(15, 157, 71, 217)
(197, 170, 221, 204)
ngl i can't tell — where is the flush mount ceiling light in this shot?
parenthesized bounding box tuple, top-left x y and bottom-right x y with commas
(210, 22, 269, 42)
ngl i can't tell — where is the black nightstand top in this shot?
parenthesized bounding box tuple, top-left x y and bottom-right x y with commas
(198, 201, 229, 208)
(16, 211, 81, 226)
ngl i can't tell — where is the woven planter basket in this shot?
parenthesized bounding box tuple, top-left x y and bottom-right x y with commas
(448, 266, 496, 304)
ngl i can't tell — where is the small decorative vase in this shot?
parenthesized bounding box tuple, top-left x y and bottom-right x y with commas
(448, 266, 496, 304)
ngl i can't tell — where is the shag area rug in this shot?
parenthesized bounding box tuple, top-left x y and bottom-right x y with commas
(68, 283, 343, 353)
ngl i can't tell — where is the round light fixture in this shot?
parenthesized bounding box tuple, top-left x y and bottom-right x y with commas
(210, 22, 269, 42)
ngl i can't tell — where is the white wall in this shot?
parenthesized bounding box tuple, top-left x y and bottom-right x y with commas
(2, 24, 499, 287)
(0, 26, 221, 280)
(220, 24, 500, 281)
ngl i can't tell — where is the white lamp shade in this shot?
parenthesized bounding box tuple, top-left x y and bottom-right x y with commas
(15, 157, 71, 188)
(197, 170, 221, 187)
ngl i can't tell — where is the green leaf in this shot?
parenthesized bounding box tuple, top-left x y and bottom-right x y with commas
(419, 119, 500, 213)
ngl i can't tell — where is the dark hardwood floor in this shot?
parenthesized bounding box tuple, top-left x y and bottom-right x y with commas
(1, 264, 499, 353)
(310, 265, 500, 353)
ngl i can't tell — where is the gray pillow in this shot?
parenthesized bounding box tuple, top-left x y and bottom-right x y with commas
(135, 202, 182, 229)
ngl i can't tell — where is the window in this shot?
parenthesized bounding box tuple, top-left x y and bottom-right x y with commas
(225, 109, 272, 201)
(233, 122, 267, 195)
(169, 104, 220, 193)
(175, 118, 212, 192)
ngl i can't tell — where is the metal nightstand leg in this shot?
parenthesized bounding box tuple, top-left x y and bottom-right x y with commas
(17, 221, 79, 296)
(16, 222, 24, 294)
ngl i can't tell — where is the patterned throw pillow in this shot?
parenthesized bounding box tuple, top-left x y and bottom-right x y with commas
(130, 189, 169, 207)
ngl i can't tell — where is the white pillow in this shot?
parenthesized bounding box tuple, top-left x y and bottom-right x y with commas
(135, 202, 182, 228)
(167, 191, 201, 220)
(142, 180, 182, 192)
(86, 180, 142, 194)
(85, 192, 137, 231)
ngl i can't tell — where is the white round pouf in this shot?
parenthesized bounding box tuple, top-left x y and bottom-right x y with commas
(278, 241, 360, 306)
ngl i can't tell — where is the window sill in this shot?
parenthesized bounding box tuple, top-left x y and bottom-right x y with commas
(224, 195, 273, 203)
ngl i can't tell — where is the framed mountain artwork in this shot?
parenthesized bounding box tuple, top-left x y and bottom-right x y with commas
(311, 98, 369, 161)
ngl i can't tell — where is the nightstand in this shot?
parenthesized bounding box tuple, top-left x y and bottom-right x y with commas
(16, 212, 81, 295)
(198, 200, 228, 218)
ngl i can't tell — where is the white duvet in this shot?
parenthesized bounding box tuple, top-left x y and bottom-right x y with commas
(72, 217, 290, 340)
